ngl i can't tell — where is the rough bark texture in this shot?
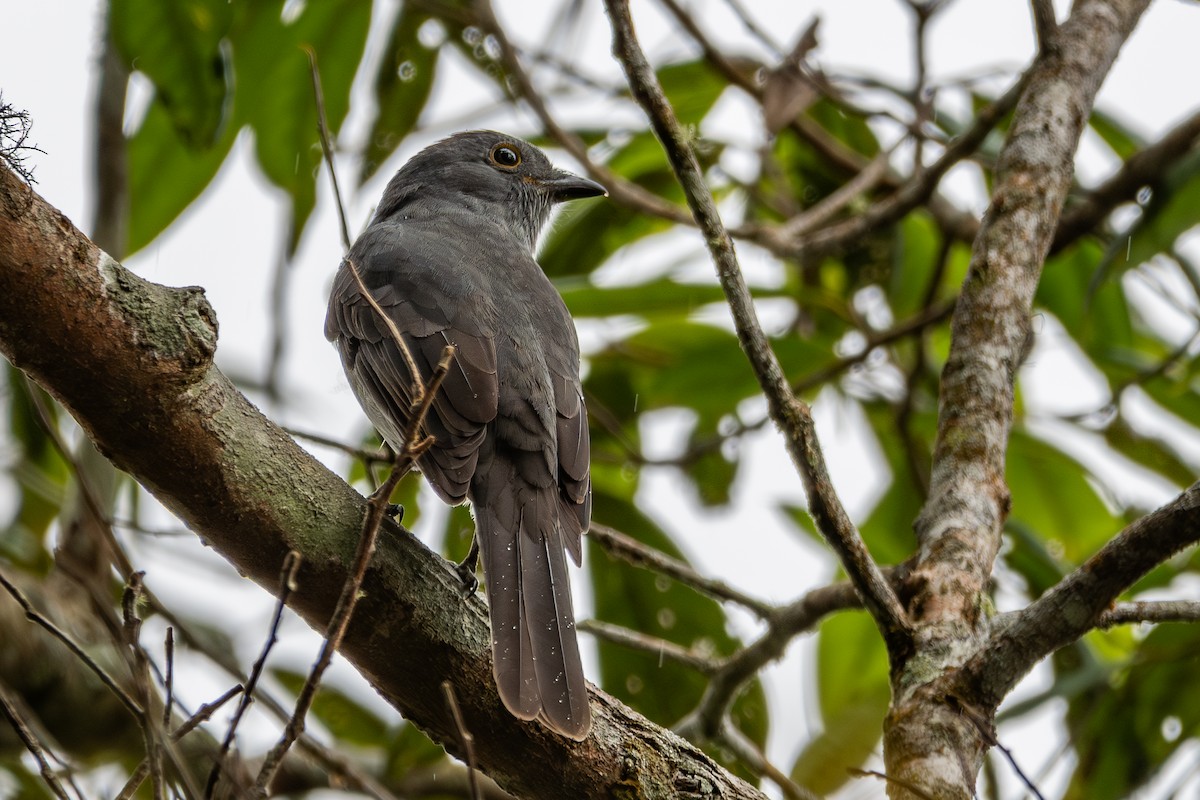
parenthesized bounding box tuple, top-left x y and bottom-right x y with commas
(886, 1, 1152, 797)
(0, 165, 769, 800)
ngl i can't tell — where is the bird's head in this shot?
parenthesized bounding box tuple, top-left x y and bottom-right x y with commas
(374, 130, 606, 250)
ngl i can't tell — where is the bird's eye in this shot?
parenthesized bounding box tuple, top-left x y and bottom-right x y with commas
(489, 144, 522, 169)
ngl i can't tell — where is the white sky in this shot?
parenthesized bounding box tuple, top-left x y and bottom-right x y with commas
(3, 1, 1200, 798)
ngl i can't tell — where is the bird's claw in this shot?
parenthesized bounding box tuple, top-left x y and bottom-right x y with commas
(454, 539, 481, 598)
(454, 562, 479, 598)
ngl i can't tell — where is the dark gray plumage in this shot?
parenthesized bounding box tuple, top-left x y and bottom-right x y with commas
(325, 131, 604, 739)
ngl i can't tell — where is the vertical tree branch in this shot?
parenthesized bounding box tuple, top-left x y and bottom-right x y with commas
(888, 1, 1152, 797)
(602, 0, 912, 662)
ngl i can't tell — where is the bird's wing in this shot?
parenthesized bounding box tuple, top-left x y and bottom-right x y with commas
(325, 246, 499, 504)
(549, 365, 590, 563)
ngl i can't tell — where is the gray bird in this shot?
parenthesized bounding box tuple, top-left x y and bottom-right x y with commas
(325, 131, 604, 739)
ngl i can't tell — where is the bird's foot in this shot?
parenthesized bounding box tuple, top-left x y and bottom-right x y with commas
(454, 539, 481, 598)
(454, 562, 479, 598)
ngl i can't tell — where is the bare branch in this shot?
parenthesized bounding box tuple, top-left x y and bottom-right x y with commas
(956, 482, 1200, 709)
(0, 682, 74, 800)
(603, 0, 912, 662)
(0, 568, 142, 718)
(718, 723, 820, 800)
(578, 619, 717, 674)
(442, 681, 483, 800)
(306, 47, 352, 252)
(588, 524, 773, 618)
(888, 1, 1153, 793)
(1029, 0, 1059, 52)
(208, 551, 301, 798)
(911, 0, 1152, 642)
(1097, 600, 1200, 628)
(681, 565, 910, 738)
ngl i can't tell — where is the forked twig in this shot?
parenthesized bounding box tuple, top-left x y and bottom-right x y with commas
(206, 551, 302, 799)
(117, 685, 245, 800)
(255, 53, 458, 795)
(253, 347, 454, 795)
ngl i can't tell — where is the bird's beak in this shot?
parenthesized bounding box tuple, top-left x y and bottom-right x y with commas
(543, 169, 607, 202)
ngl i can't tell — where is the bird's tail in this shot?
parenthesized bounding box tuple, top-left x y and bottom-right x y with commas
(474, 456, 590, 740)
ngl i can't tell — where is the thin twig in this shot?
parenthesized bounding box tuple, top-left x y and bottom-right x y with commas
(442, 681, 482, 800)
(469, 0, 694, 227)
(117, 685, 246, 800)
(589, 524, 773, 617)
(680, 565, 909, 738)
(253, 346, 456, 796)
(849, 767, 936, 800)
(1097, 600, 1200, 628)
(604, 0, 912, 662)
(578, 619, 718, 673)
(207, 550, 302, 800)
(0, 682, 73, 800)
(0, 568, 142, 717)
(955, 697, 1046, 800)
(163, 627, 175, 727)
(121, 573, 165, 800)
(305, 47, 352, 252)
(344, 256, 426, 405)
(284, 425, 394, 465)
(719, 723, 820, 800)
(776, 143, 897, 240)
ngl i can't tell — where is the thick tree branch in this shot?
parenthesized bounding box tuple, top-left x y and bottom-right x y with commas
(603, 0, 913, 665)
(0, 165, 769, 800)
(885, 1, 1152, 796)
(953, 482, 1200, 709)
(911, 0, 1150, 645)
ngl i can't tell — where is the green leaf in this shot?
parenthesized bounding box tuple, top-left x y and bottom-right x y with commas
(359, 7, 440, 185)
(1088, 109, 1147, 161)
(1066, 625, 1200, 799)
(273, 668, 390, 746)
(230, 0, 372, 254)
(656, 60, 728, 128)
(126, 97, 238, 254)
(589, 491, 768, 755)
(382, 722, 446, 782)
(1101, 416, 1197, 489)
(1, 371, 68, 571)
(888, 211, 941, 318)
(1124, 147, 1200, 269)
(558, 277, 778, 320)
(1006, 429, 1123, 563)
(589, 321, 830, 421)
(1037, 239, 1136, 380)
(111, 0, 233, 146)
(791, 611, 889, 794)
